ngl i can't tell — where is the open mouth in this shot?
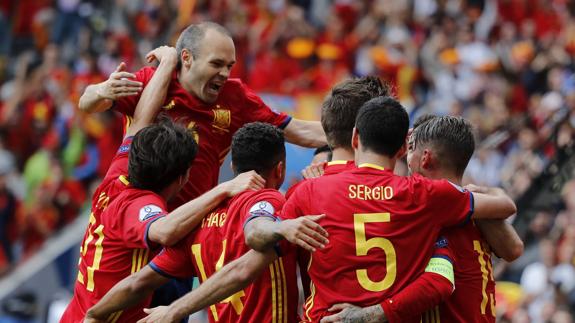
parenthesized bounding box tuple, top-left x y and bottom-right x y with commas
(207, 82, 223, 94)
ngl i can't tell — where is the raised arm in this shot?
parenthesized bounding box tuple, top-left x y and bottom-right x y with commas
(469, 185, 517, 220)
(79, 62, 143, 113)
(147, 171, 265, 246)
(125, 46, 178, 137)
(137, 249, 277, 323)
(84, 266, 169, 323)
(284, 119, 327, 148)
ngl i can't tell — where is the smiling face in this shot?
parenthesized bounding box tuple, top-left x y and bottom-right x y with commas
(180, 29, 236, 103)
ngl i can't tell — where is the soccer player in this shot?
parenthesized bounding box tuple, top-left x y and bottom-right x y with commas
(62, 47, 264, 323)
(280, 96, 517, 322)
(320, 116, 524, 323)
(78, 21, 326, 211)
(83, 122, 328, 323)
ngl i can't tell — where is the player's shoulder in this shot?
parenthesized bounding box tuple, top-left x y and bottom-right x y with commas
(117, 188, 167, 213)
(235, 188, 285, 205)
(221, 78, 245, 94)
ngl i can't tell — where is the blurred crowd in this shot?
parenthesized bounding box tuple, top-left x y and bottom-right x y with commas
(0, 0, 574, 321)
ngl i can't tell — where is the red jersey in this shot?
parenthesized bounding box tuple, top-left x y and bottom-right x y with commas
(150, 189, 298, 323)
(114, 68, 291, 210)
(281, 164, 474, 322)
(424, 222, 496, 323)
(61, 138, 169, 323)
(285, 160, 355, 199)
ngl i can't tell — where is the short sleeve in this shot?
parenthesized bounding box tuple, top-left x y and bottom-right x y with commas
(241, 190, 286, 228)
(427, 179, 474, 228)
(149, 236, 196, 279)
(121, 196, 168, 249)
(239, 81, 291, 129)
(112, 67, 155, 116)
(103, 136, 133, 181)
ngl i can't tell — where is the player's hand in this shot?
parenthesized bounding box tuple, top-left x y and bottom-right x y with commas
(464, 183, 487, 193)
(224, 171, 266, 196)
(96, 62, 143, 100)
(278, 214, 329, 252)
(145, 46, 178, 66)
(137, 306, 176, 323)
(301, 162, 325, 179)
(321, 303, 384, 323)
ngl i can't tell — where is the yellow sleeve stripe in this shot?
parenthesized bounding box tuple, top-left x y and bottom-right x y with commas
(269, 258, 289, 323)
(106, 311, 123, 323)
(304, 255, 315, 322)
(424, 257, 454, 286)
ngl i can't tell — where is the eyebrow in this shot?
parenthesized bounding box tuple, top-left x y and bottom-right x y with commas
(211, 59, 236, 65)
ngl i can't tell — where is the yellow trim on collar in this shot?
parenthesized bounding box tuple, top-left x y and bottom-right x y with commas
(357, 163, 385, 171)
(326, 160, 348, 166)
(119, 175, 130, 186)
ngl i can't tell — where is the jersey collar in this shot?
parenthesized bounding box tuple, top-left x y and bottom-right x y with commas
(357, 163, 385, 171)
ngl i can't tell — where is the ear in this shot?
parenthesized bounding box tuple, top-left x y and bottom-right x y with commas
(352, 127, 359, 150)
(181, 49, 193, 68)
(421, 149, 433, 170)
(275, 161, 285, 179)
(230, 161, 236, 173)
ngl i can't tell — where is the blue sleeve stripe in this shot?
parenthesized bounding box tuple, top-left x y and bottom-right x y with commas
(144, 215, 166, 249)
(279, 116, 292, 129)
(458, 192, 474, 227)
(431, 254, 453, 264)
(242, 213, 279, 230)
(149, 261, 181, 280)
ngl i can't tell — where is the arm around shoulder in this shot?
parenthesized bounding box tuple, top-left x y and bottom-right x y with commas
(470, 186, 517, 220)
(284, 118, 327, 148)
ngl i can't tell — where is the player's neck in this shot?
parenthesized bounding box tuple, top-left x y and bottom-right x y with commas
(331, 148, 354, 162)
(430, 170, 462, 186)
(177, 71, 198, 100)
(355, 151, 395, 171)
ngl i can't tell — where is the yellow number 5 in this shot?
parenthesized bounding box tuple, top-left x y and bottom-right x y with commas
(354, 213, 396, 292)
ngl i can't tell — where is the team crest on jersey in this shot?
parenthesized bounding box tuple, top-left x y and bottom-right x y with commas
(434, 236, 449, 248)
(162, 99, 176, 110)
(448, 181, 466, 193)
(249, 201, 275, 217)
(139, 204, 163, 222)
(187, 121, 200, 144)
(212, 106, 231, 134)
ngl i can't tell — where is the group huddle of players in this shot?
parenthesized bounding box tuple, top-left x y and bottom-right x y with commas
(59, 22, 524, 323)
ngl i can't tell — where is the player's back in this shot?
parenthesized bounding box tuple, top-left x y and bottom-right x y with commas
(190, 189, 299, 323)
(431, 222, 496, 323)
(282, 164, 473, 321)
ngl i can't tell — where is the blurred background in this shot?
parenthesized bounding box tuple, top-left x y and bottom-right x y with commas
(0, 0, 574, 322)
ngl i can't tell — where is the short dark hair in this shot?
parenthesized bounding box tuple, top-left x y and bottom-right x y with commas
(128, 118, 198, 193)
(412, 114, 437, 130)
(411, 116, 475, 177)
(232, 122, 285, 176)
(321, 76, 391, 150)
(175, 22, 232, 61)
(355, 96, 409, 157)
